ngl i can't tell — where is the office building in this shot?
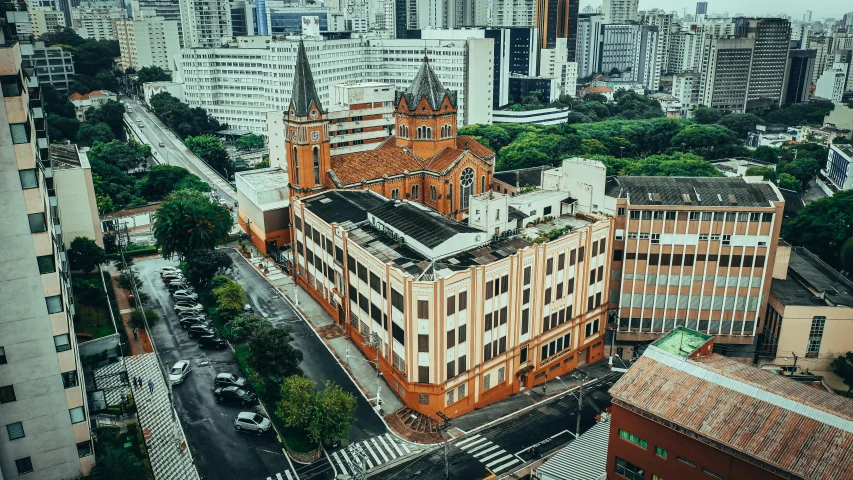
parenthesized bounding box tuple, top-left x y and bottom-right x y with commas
(783, 48, 816, 104)
(462, 0, 487, 26)
(394, 0, 407, 37)
(698, 37, 755, 112)
(508, 75, 559, 103)
(492, 0, 536, 27)
(695, 1, 707, 15)
(180, 0, 232, 48)
(265, 6, 331, 34)
(27, 7, 65, 38)
(71, 5, 127, 40)
(607, 327, 853, 480)
(824, 143, 853, 191)
(0, 39, 95, 479)
(735, 17, 792, 109)
(600, 24, 660, 89)
(576, 13, 602, 77)
(21, 42, 75, 93)
(814, 65, 847, 104)
(115, 15, 181, 72)
(600, 0, 637, 24)
(230, 0, 256, 37)
(536, 0, 578, 52)
(130, 0, 183, 45)
(540, 39, 578, 96)
(639, 9, 675, 78)
(179, 35, 494, 132)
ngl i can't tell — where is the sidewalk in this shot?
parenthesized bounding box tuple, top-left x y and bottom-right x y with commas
(108, 266, 154, 356)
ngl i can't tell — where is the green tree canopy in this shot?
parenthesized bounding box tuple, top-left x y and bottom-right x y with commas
(185, 134, 230, 176)
(136, 164, 209, 200)
(235, 134, 265, 150)
(778, 172, 801, 191)
(88, 140, 151, 172)
(47, 113, 80, 141)
(152, 192, 233, 259)
(224, 313, 271, 341)
(622, 153, 723, 177)
(71, 276, 105, 316)
(277, 375, 316, 431)
(186, 249, 233, 286)
(841, 237, 853, 273)
(496, 131, 580, 170)
(73, 40, 120, 76)
(77, 122, 115, 146)
(88, 447, 148, 480)
(457, 124, 513, 151)
(149, 92, 224, 139)
(247, 325, 304, 383)
(609, 90, 664, 120)
(213, 279, 247, 320)
(39, 28, 86, 48)
(760, 100, 834, 126)
(86, 100, 126, 138)
(136, 66, 171, 84)
(692, 107, 724, 124)
(129, 309, 160, 330)
(565, 111, 593, 124)
(68, 236, 106, 272)
(583, 92, 608, 104)
(782, 190, 853, 266)
(780, 157, 821, 186)
(744, 166, 777, 182)
(717, 113, 762, 138)
(670, 124, 737, 159)
(309, 382, 357, 446)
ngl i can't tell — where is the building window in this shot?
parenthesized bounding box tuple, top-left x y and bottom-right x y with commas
(676, 456, 696, 467)
(430, 185, 437, 201)
(483, 374, 491, 390)
(292, 147, 299, 181)
(497, 367, 505, 382)
(806, 316, 826, 358)
(0, 346, 6, 364)
(481, 175, 485, 193)
(520, 346, 528, 363)
(411, 184, 419, 200)
(77, 440, 93, 458)
(19, 169, 38, 189)
(28, 213, 47, 233)
(614, 457, 644, 480)
(37, 255, 56, 274)
(655, 446, 667, 459)
(62, 370, 79, 389)
(618, 429, 648, 449)
(460, 167, 474, 210)
(585, 319, 600, 337)
(0, 385, 17, 404)
(7, 422, 24, 440)
(10, 123, 29, 144)
(391, 188, 399, 200)
(312, 147, 320, 185)
(15, 457, 33, 475)
(618, 207, 626, 216)
(722, 234, 731, 245)
(446, 389, 454, 405)
(53, 334, 71, 352)
(702, 468, 723, 479)
(458, 383, 467, 398)
(46, 295, 63, 314)
(69, 406, 85, 424)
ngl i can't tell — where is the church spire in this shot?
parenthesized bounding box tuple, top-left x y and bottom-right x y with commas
(290, 39, 323, 116)
(400, 57, 457, 110)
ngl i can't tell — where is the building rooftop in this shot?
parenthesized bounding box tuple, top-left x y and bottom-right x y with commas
(492, 166, 548, 190)
(834, 143, 853, 157)
(771, 247, 853, 307)
(605, 176, 782, 207)
(235, 168, 290, 210)
(652, 327, 711, 357)
(609, 343, 853, 480)
(534, 419, 609, 480)
(398, 57, 457, 110)
(369, 201, 482, 249)
(302, 190, 386, 228)
(50, 144, 87, 169)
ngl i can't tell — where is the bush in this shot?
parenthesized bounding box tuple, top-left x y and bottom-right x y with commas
(129, 309, 160, 330)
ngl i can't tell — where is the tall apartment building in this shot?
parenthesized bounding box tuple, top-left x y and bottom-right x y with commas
(0, 40, 94, 479)
(230, 0, 256, 37)
(576, 13, 602, 77)
(639, 9, 675, 76)
(783, 48, 816, 104)
(130, 0, 183, 45)
(540, 39, 578, 97)
(600, 24, 660, 89)
(115, 15, 181, 72)
(462, 0, 487, 26)
(735, 17, 792, 109)
(492, 0, 535, 28)
(671, 70, 698, 117)
(814, 65, 847, 104)
(179, 35, 495, 132)
(71, 5, 127, 40)
(180, 0, 232, 48)
(608, 328, 853, 480)
(27, 7, 65, 38)
(607, 176, 784, 355)
(824, 143, 853, 191)
(535, 0, 578, 54)
(698, 37, 755, 112)
(20, 42, 75, 93)
(600, 0, 637, 24)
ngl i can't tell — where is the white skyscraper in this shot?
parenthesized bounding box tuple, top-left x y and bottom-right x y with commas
(180, 0, 233, 48)
(601, 0, 638, 24)
(491, 0, 535, 27)
(576, 13, 602, 77)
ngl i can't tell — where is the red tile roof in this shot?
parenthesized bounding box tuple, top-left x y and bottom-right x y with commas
(68, 90, 106, 101)
(328, 136, 493, 186)
(584, 86, 613, 94)
(609, 350, 853, 480)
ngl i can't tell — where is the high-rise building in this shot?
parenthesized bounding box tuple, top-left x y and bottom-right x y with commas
(600, 0, 637, 24)
(576, 13, 602, 77)
(783, 49, 816, 104)
(600, 24, 660, 88)
(492, 0, 536, 28)
(639, 9, 675, 81)
(462, 0, 487, 26)
(230, 0, 256, 37)
(21, 42, 76, 93)
(27, 7, 66, 38)
(115, 15, 181, 72)
(536, 0, 577, 51)
(71, 5, 127, 40)
(180, 0, 233, 48)
(698, 37, 754, 112)
(540, 39, 578, 96)
(735, 17, 792, 109)
(814, 65, 847, 104)
(0, 38, 96, 478)
(394, 0, 407, 37)
(130, 0, 183, 45)
(695, 1, 707, 15)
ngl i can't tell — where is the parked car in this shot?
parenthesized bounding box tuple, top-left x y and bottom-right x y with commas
(214, 386, 257, 405)
(198, 334, 228, 349)
(169, 360, 191, 384)
(243, 303, 254, 314)
(214, 372, 248, 389)
(163, 274, 184, 284)
(160, 266, 181, 276)
(168, 281, 191, 292)
(173, 290, 199, 301)
(174, 303, 204, 313)
(159, 141, 165, 147)
(188, 324, 216, 338)
(234, 412, 271, 433)
(179, 316, 210, 329)
(177, 309, 205, 318)
(174, 299, 200, 308)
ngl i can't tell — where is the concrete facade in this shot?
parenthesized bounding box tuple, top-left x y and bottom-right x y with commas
(70, 5, 127, 40)
(115, 15, 181, 72)
(180, 0, 232, 48)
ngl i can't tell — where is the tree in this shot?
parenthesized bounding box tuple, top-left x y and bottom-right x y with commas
(751, 146, 787, 163)
(77, 122, 115, 146)
(225, 313, 271, 341)
(186, 249, 234, 286)
(308, 382, 357, 446)
(72, 277, 105, 318)
(583, 93, 608, 104)
(235, 134, 265, 151)
(610, 90, 664, 120)
(832, 352, 853, 396)
(277, 375, 316, 431)
(717, 113, 762, 138)
(136, 66, 171, 84)
(744, 166, 777, 182)
(118, 271, 142, 291)
(212, 280, 247, 320)
(97, 194, 115, 214)
(781, 157, 821, 186)
(782, 190, 853, 266)
(73, 39, 120, 76)
(42, 84, 77, 118)
(86, 100, 126, 138)
(778, 173, 801, 191)
(622, 153, 723, 177)
(149, 92, 224, 139)
(760, 100, 834, 127)
(88, 140, 151, 172)
(458, 124, 512, 150)
(88, 447, 148, 480)
(692, 107, 724, 124)
(841, 237, 853, 273)
(136, 164, 209, 200)
(152, 192, 233, 259)
(254, 158, 270, 169)
(565, 111, 592, 124)
(39, 28, 86, 48)
(185, 135, 231, 176)
(247, 325, 304, 383)
(129, 309, 160, 330)
(47, 113, 80, 141)
(670, 124, 737, 159)
(68, 236, 106, 272)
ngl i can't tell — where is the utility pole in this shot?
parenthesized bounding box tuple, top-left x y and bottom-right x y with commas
(792, 352, 799, 374)
(437, 412, 452, 480)
(576, 378, 584, 438)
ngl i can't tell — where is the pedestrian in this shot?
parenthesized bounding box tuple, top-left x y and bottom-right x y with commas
(138, 377, 143, 388)
(132, 327, 138, 340)
(148, 379, 154, 394)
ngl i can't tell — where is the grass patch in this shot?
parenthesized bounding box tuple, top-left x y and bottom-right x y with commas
(72, 272, 118, 340)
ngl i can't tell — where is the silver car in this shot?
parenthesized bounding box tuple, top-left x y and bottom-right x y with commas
(173, 290, 198, 301)
(234, 412, 271, 433)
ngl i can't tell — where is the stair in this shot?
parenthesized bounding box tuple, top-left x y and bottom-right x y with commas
(395, 407, 440, 433)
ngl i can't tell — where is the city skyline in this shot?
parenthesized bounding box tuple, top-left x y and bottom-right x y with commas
(582, 0, 844, 20)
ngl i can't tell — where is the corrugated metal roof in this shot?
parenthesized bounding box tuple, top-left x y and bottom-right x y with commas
(536, 421, 610, 480)
(609, 349, 853, 480)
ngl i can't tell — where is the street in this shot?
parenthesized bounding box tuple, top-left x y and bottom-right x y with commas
(373, 376, 619, 479)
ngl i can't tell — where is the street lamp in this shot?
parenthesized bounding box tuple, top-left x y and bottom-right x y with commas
(681, 143, 686, 153)
(619, 146, 625, 159)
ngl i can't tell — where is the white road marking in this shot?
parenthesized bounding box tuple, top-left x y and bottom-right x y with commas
(331, 451, 347, 474)
(492, 458, 521, 472)
(379, 434, 403, 457)
(486, 453, 514, 467)
(371, 437, 390, 463)
(473, 445, 501, 458)
(479, 450, 507, 463)
(458, 437, 488, 450)
(455, 434, 483, 448)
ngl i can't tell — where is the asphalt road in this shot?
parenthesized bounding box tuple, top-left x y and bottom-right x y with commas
(373, 376, 619, 480)
(137, 257, 293, 480)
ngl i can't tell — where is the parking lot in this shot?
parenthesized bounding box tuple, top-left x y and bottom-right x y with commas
(136, 258, 294, 480)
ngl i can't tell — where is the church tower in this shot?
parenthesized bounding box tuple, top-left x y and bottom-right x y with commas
(284, 40, 331, 193)
(394, 57, 458, 159)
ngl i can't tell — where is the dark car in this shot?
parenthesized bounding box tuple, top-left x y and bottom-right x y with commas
(198, 334, 228, 349)
(188, 324, 216, 338)
(168, 281, 191, 292)
(179, 316, 209, 329)
(214, 372, 247, 389)
(214, 386, 257, 405)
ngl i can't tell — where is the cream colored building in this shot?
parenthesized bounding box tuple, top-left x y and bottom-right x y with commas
(49, 145, 103, 248)
(71, 5, 127, 40)
(760, 245, 853, 391)
(27, 7, 65, 39)
(115, 15, 181, 72)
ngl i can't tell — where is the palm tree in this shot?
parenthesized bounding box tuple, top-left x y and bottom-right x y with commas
(153, 191, 233, 259)
(88, 448, 148, 480)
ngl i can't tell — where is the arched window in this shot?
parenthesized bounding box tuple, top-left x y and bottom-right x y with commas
(313, 147, 320, 185)
(412, 185, 419, 200)
(481, 175, 485, 193)
(292, 147, 299, 182)
(398, 125, 404, 137)
(448, 183, 453, 210)
(416, 126, 422, 139)
(460, 167, 474, 210)
(426, 128, 432, 139)
(430, 185, 437, 201)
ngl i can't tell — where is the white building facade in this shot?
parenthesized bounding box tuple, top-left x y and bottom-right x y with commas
(180, 0, 232, 48)
(70, 5, 127, 40)
(115, 15, 181, 72)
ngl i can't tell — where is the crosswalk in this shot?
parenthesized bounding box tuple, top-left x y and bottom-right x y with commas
(330, 433, 414, 475)
(265, 470, 295, 480)
(455, 434, 521, 474)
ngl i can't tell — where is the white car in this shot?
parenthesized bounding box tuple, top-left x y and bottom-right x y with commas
(160, 266, 181, 277)
(234, 412, 271, 433)
(173, 290, 198, 301)
(169, 360, 191, 385)
(174, 303, 204, 313)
